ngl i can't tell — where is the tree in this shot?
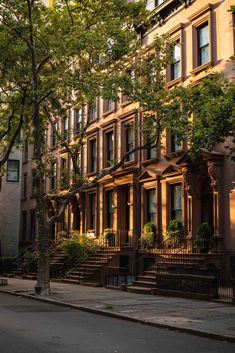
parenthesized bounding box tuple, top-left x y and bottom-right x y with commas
(0, 0, 146, 294)
(0, 1, 234, 296)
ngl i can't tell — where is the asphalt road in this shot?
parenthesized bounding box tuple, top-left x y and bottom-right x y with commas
(0, 293, 234, 353)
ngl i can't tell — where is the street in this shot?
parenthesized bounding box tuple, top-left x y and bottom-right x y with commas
(0, 293, 234, 353)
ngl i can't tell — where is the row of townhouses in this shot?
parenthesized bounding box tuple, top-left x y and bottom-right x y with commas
(1, 0, 235, 278)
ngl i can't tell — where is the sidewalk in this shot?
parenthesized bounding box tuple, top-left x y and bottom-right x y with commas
(1, 277, 235, 343)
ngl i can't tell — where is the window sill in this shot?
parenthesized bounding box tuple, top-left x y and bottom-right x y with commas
(102, 109, 115, 118)
(164, 150, 185, 160)
(141, 158, 158, 166)
(86, 171, 98, 178)
(89, 117, 98, 124)
(166, 76, 183, 88)
(120, 100, 133, 108)
(190, 61, 213, 75)
(122, 160, 137, 168)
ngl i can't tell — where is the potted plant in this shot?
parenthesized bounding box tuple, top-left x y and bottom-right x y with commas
(194, 223, 214, 253)
(104, 228, 115, 246)
(140, 222, 156, 249)
(167, 219, 184, 246)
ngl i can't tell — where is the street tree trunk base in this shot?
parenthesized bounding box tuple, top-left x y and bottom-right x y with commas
(35, 281, 51, 296)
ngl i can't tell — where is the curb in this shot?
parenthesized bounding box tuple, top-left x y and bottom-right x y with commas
(1, 288, 235, 343)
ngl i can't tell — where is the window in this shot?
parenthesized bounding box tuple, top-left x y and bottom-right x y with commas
(147, 189, 156, 223)
(51, 162, 57, 189)
(62, 117, 69, 140)
(171, 42, 181, 80)
(89, 193, 96, 230)
(198, 23, 209, 66)
(89, 139, 97, 173)
(171, 133, 181, 153)
(74, 108, 83, 134)
(7, 160, 19, 182)
(32, 171, 36, 196)
(106, 190, 114, 228)
(23, 140, 28, 161)
(21, 211, 27, 242)
(60, 157, 68, 187)
(51, 122, 57, 147)
(30, 209, 36, 241)
(146, 136, 157, 160)
(75, 152, 81, 175)
(23, 174, 27, 199)
(125, 124, 134, 161)
(103, 99, 115, 114)
(171, 184, 182, 221)
(89, 98, 98, 121)
(146, 0, 164, 10)
(105, 131, 114, 167)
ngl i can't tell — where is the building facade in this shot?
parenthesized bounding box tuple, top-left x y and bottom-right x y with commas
(20, 0, 235, 271)
(0, 148, 22, 257)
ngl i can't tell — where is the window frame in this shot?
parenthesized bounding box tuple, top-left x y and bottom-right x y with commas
(166, 23, 183, 87)
(171, 183, 183, 222)
(89, 193, 96, 230)
(146, 188, 157, 223)
(22, 173, 27, 199)
(74, 108, 83, 135)
(6, 159, 20, 182)
(51, 161, 57, 190)
(189, 4, 213, 75)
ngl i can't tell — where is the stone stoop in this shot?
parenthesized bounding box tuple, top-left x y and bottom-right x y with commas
(62, 247, 120, 286)
(126, 253, 223, 295)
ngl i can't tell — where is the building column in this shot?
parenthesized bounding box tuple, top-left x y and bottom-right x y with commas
(207, 159, 223, 250)
(113, 185, 118, 241)
(129, 182, 134, 246)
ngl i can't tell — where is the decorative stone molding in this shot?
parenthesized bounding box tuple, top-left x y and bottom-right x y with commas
(207, 161, 222, 191)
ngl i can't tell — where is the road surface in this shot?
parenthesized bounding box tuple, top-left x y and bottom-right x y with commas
(0, 293, 234, 353)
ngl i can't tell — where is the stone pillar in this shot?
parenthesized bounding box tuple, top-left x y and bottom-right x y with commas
(182, 169, 193, 251)
(113, 185, 118, 234)
(207, 159, 223, 250)
(160, 179, 167, 235)
(129, 183, 134, 246)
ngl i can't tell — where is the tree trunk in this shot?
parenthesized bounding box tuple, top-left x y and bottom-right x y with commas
(35, 194, 50, 295)
(27, 0, 51, 295)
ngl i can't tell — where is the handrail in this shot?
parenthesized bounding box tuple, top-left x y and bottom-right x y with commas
(10, 242, 36, 265)
(131, 234, 187, 278)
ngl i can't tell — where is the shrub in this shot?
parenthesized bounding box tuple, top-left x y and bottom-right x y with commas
(104, 229, 115, 240)
(167, 219, 184, 242)
(194, 223, 214, 253)
(60, 231, 99, 265)
(140, 222, 156, 249)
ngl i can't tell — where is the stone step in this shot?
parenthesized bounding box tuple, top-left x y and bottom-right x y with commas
(137, 275, 156, 282)
(127, 286, 153, 295)
(66, 274, 82, 280)
(132, 280, 156, 288)
(61, 279, 80, 284)
(83, 257, 109, 264)
(80, 264, 102, 269)
(79, 281, 102, 287)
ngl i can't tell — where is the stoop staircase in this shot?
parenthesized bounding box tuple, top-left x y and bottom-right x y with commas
(127, 252, 222, 295)
(63, 247, 120, 286)
(5, 244, 69, 280)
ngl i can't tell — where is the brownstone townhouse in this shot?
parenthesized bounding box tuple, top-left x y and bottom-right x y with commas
(20, 0, 235, 286)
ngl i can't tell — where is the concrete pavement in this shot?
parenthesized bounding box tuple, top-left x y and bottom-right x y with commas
(0, 277, 235, 343)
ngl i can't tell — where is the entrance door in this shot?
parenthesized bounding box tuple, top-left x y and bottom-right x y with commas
(201, 178, 213, 229)
(117, 186, 130, 245)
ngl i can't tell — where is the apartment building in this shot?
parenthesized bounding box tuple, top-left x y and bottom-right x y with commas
(20, 0, 235, 270)
(0, 148, 22, 256)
